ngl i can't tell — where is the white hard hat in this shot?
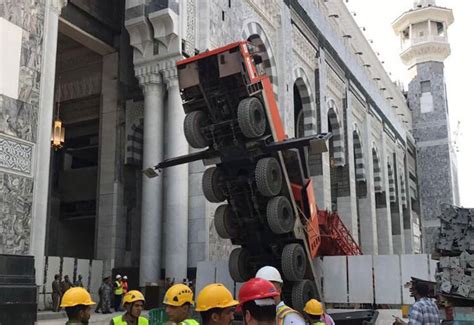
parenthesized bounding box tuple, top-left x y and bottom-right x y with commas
(255, 266, 283, 283)
(116, 274, 121, 279)
(123, 276, 127, 280)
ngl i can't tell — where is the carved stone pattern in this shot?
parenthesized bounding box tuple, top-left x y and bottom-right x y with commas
(327, 67, 345, 108)
(247, 0, 281, 30)
(0, 136, 32, 174)
(0, 172, 33, 255)
(293, 26, 317, 70)
(0, 95, 38, 143)
(184, 0, 196, 56)
(135, 64, 161, 87)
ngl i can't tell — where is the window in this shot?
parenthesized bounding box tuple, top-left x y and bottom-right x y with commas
(436, 22, 445, 36)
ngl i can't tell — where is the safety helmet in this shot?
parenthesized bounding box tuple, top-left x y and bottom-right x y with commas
(255, 266, 283, 284)
(60, 287, 96, 308)
(163, 283, 194, 306)
(238, 278, 279, 306)
(123, 276, 128, 280)
(116, 274, 121, 279)
(303, 299, 323, 316)
(195, 283, 239, 312)
(123, 290, 145, 305)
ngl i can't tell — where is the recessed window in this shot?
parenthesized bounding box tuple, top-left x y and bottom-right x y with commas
(436, 22, 444, 36)
(420, 80, 431, 93)
(222, 11, 225, 21)
(228, 0, 231, 8)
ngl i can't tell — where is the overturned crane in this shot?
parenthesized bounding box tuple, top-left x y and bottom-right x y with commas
(145, 41, 361, 310)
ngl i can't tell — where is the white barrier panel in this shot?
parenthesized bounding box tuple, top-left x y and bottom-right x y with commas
(90, 260, 103, 302)
(196, 261, 216, 295)
(215, 260, 234, 294)
(348, 255, 373, 303)
(374, 255, 401, 304)
(429, 256, 438, 282)
(323, 256, 347, 303)
(77, 259, 90, 289)
(62, 257, 74, 280)
(401, 254, 429, 304)
(45, 256, 61, 294)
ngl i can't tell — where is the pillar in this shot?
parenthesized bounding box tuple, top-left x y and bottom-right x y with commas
(30, 0, 67, 287)
(377, 132, 393, 254)
(358, 112, 378, 254)
(163, 64, 189, 281)
(136, 66, 164, 286)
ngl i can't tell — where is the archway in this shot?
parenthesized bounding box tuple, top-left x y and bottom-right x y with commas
(293, 68, 317, 138)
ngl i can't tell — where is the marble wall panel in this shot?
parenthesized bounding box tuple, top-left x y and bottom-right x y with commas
(0, 134, 33, 174)
(0, 171, 33, 255)
(0, 94, 38, 142)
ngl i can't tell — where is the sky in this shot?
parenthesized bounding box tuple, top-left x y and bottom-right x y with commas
(346, 0, 474, 207)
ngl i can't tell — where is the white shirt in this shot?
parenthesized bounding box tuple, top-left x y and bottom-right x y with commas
(277, 301, 306, 325)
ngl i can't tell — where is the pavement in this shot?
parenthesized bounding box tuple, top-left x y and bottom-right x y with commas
(37, 310, 149, 324)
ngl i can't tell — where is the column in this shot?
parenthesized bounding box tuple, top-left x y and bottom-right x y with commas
(163, 64, 189, 281)
(358, 112, 378, 254)
(30, 0, 67, 287)
(95, 53, 126, 270)
(392, 153, 405, 254)
(377, 132, 393, 254)
(136, 66, 164, 286)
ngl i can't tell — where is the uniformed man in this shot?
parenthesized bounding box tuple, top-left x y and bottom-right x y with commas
(163, 283, 199, 325)
(52, 274, 62, 312)
(111, 290, 148, 325)
(60, 287, 95, 324)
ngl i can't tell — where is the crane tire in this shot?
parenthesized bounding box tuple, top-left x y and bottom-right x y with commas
(291, 280, 318, 312)
(229, 248, 252, 283)
(266, 196, 295, 234)
(214, 204, 239, 239)
(202, 167, 225, 203)
(184, 111, 210, 149)
(237, 97, 266, 138)
(281, 243, 306, 281)
(255, 157, 282, 197)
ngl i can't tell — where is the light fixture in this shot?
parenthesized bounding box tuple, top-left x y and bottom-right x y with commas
(343, 34, 352, 38)
(364, 64, 371, 68)
(355, 51, 363, 55)
(386, 96, 394, 100)
(373, 77, 381, 81)
(328, 14, 339, 18)
(51, 79, 65, 151)
(392, 105, 399, 109)
(380, 87, 386, 91)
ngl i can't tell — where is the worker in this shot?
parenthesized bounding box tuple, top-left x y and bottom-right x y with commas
(303, 299, 326, 325)
(303, 298, 334, 325)
(238, 277, 279, 325)
(163, 283, 199, 325)
(394, 282, 439, 325)
(122, 275, 129, 294)
(113, 274, 124, 311)
(255, 266, 305, 325)
(111, 290, 148, 325)
(195, 283, 239, 325)
(60, 287, 95, 324)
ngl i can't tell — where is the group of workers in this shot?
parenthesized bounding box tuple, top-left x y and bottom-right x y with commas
(58, 265, 331, 324)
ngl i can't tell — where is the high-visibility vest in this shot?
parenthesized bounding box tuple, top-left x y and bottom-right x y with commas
(112, 315, 148, 325)
(114, 281, 123, 295)
(276, 303, 302, 325)
(179, 319, 200, 325)
(312, 322, 325, 325)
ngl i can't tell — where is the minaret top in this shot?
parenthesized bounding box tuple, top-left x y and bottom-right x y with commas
(392, 1, 454, 68)
(413, 0, 436, 9)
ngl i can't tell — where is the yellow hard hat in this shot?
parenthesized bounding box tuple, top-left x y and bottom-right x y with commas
(60, 287, 95, 308)
(304, 299, 323, 316)
(123, 290, 145, 304)
(163, 284, 194, 306)
(195, 283, 239, 312)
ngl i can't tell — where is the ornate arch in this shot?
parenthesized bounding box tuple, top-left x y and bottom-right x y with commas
(372, 145, 383, 193)
(352, 124, 366, 182)
(242, 21, 278, 101)
(327, 99, 345, 166)
(293, 67, 317, 137)
(126, 118, 144, 166)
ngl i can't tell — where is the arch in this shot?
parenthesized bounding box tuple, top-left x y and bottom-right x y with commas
(327, 99, 345, 166)
(387, 160, 396, 203)
(372, 146, 383, 193)
(293, 67, 317, 137)
(242, 21, 278, 101)
(352, 124, 366, 182)
(126, 118, 144, 166)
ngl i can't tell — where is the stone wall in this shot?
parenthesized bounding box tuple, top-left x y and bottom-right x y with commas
(0, 0, 46, 255)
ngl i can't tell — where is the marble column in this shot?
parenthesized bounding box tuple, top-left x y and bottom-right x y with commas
(377, 132, 393, 254)
(30, 0, 67, 287)
(136, 66, 164, 286)
(163, 64, 189, 281)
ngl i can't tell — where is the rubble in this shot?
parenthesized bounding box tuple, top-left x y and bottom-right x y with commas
(435, 204, 474, 299)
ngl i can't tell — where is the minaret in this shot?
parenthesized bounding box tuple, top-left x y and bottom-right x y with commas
(392, 0, 459, 253)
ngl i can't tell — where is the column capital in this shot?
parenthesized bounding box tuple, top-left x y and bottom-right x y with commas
(135, 64, 163, 92)
(50, 0, 68, 13)
(160, 58, 181, 87)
